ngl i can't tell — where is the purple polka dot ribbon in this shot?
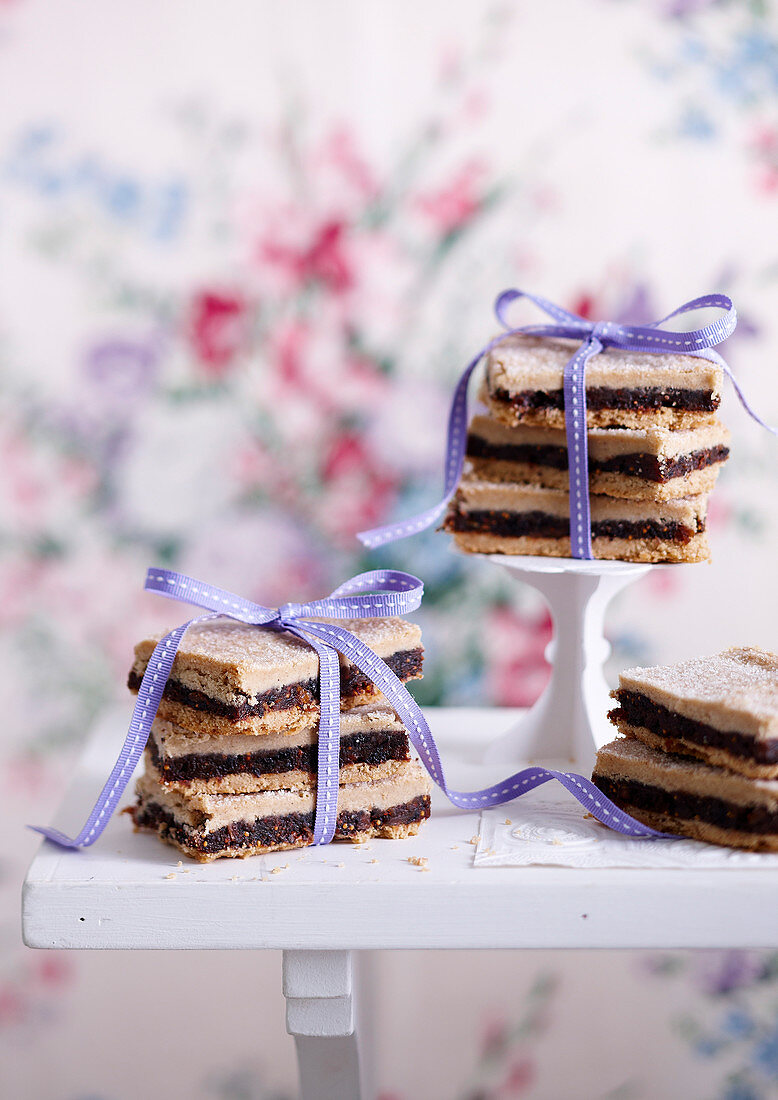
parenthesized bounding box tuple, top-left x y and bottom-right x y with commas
(358, 289, 775, 558)
(31, 567, 676, 849)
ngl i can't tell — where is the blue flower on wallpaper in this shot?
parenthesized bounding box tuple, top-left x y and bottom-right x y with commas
(2, 125, 188, 240)
(722, 1007, 757, 1041)
(753, 1022, 778, 1078)
(641, 5, 778, 150)
(722, 1081, 761, 1100)
(678, 103, 715, 140)
(696, 1035, 726, 1058)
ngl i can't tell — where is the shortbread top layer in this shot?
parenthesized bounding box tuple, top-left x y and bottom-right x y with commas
(453, 476, 707, 525)
(617, 647, 778, 739)
(130, 616, 422, 703)
(467, 414, 730, 462)
(485, 334, 723, 398)
(594, 736, 778, 810)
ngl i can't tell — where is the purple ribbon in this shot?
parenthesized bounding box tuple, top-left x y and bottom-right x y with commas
(32, 566, 675, 848)
(358, 289, 775, 557)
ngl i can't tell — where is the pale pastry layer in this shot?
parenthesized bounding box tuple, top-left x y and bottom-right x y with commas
(611, 719, 778, 781)
(467, 457, 722, 502)
(453, 476, 708, 527)
(593, 737, 778, 810)
(151, 704, 405, 758)
(144, 754, 411, 795)
(134, 760, 431, 833)
(468, 414, 730, 461)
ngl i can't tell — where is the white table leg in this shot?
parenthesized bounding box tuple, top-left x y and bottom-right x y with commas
(283, 949, 365, 1100)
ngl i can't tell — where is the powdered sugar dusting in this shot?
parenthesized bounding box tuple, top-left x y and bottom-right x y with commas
(487, 333, 722, 392)
(620, 647, 778, 735)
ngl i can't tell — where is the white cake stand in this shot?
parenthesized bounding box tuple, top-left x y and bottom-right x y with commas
(477, 554, 654, 774)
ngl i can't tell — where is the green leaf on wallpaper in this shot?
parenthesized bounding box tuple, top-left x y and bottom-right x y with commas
(31, 533, 66, 559)
(735, 507, 768, 536)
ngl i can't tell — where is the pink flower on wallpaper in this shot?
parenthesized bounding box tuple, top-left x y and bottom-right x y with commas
(264, 319, 339, 428)
(641, 565, 682, 603)
(501, 1057, 535, 1095)
(188, 290, 249, 376)
(0, 428, 97, 535)
(35, 955, 72, 990)
(0, 988, 24, 1028)
(316, 127, 379, 203)
(318, 432, 398, 543)
(480, 1015, 509, 1060)
(705, 492, 733, 531)
(484, 604, 552, 707)
(262, 314, 393, 433)
(750, 124, 778, 194)
(570, 279, 658, 327)
(0, 559, 46, 628)
(415, 160, 486, 235)
(181, 511, 329, 608)
(260, 218, 354, 295)
(1, 752, 58, 799)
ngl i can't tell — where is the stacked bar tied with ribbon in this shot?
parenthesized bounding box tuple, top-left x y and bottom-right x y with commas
(444, 333, 730, 563)
(127, 616, 431, 861)
(593, 647, 778, 851)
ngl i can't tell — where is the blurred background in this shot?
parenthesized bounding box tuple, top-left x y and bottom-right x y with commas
(2, 1, 778, 1097)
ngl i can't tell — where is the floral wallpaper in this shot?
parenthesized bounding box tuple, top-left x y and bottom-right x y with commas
(2, 1, 778, 1098)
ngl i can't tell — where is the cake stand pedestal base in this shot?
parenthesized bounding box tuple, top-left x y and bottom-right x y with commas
(479, 555, 653, 775)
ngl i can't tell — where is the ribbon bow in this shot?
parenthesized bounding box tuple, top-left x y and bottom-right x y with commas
(33, 567, 676, 849)
(358, 289, 774, 556)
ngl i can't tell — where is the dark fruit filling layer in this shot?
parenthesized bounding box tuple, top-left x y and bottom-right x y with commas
(610, 691, 778, 765)
(467, 435, 729, 483)
(444, 509, 702, 545)
(128, 647, 424, 721)
(132, 795, 431, 856)
(491, 385, 720, 414)
(149, 728, 410, 782)
(592, 775, 778, 835)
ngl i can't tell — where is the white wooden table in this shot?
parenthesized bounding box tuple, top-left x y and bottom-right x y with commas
(22, 707, 778, 1100)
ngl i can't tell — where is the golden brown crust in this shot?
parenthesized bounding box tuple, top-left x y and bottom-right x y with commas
(601, 804, 778, 853)
(152, 697, 316, 737)
(131, 813, 424, 862)
(448, 530, 710, 564)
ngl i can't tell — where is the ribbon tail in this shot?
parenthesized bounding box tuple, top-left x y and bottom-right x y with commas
(296, 622, 674, 839)
(29, 619, 198, 848)
(356, 327, 521, 549)
(726, 371, 778, 436)
(698, 354, 778, 437)
(356, 358, 475, 548)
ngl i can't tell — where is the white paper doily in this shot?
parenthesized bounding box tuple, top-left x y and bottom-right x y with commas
(474, 786, 778, 869)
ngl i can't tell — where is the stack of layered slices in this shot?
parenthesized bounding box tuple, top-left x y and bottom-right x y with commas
(593, 647, 778, 851)
(444, 334, 730, 562)
(127, 617, 431, 861)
